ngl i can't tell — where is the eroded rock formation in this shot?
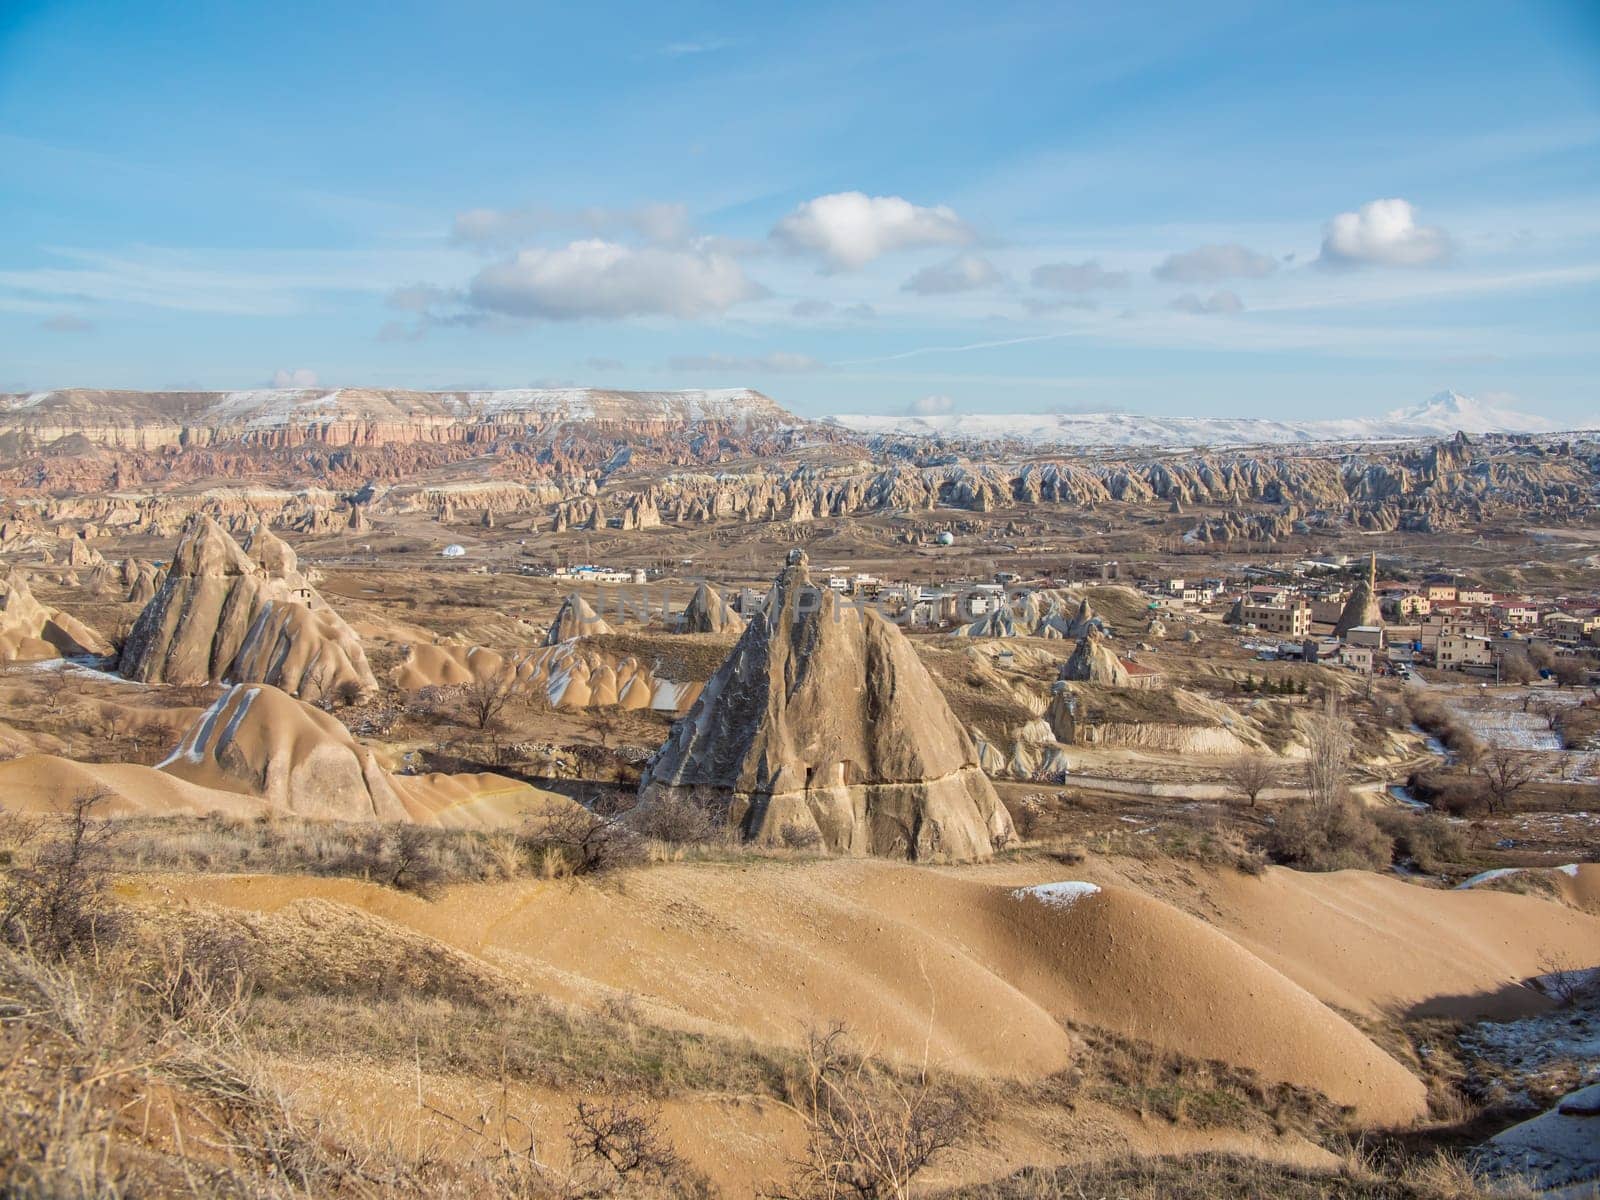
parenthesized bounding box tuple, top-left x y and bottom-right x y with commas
(119, 516, 376, 698)
(637, 550, 1014, 861)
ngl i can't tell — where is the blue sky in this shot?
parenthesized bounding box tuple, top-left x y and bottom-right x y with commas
(1, 0, 1598, 423)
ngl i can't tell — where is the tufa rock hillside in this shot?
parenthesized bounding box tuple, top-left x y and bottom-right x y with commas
(119, 515, 377, 699)
(637, 549, 1014, 861)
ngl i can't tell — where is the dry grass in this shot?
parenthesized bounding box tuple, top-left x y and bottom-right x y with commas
(245, 991, 790, 1100)
(0, 938, 729, 1198)
(942, 1151, 1508, 1199)
(1067, 820, 1268, 875)
(62, 811, 650, 896)
(1026, 1024, 1351, 1141)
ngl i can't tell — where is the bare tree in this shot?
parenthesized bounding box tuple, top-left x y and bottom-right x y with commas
(778, 1023, 970, 1200)
(1476, 748, 1540, 815)
(1550, 658, 1589, 688)
(564, 1099, 683, 1198)
(1529, 699, 1562, 732)
(35, 668, 71, 715)
(1304, 694, 1350, 810)
(1224, 754, 1281, 809)
(1537, 948, 1594, 1008)
(461, 672, 516, 731)
(587, 705, 621, 750)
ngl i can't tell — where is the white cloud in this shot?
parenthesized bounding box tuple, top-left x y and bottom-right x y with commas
(467, 239, 763, 320)
(452, 203, 692, 248)
(1169, 290, 1244, 315)
(1318, 198, 1451, 268)
(901, 254, 1002, 295)
(271, 368, 319, 387)
(1030, 259, 1128, 292)
(771, 192, 972, 270)
(1153, 243, 1276, 283)
(667, 351, 821, 373)
(908, 394, 955, 416)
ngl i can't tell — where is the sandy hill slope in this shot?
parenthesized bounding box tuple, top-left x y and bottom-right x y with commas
(0, 568, 111, 662)
(1202, 864, 1600, 1019)
(0, 753, 273, 818)
(137, 857, 1600, 1129)
(158, 683, 410, 820)
(0, 681, 566, 825)
(119, 515, 376, 698)
(638, 549, 1014, 861)
(154, 682, 571, 825)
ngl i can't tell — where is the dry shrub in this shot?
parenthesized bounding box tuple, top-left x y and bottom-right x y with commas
(0, 792, 121, 958)
(1084, 820, 1265, 876)
(0, 941, 382, 1198)
(113, 815, 498, 895)
(776, 1023, 972, 1200)
(1263, 798, 1392, 872)
(778, 822, 824, 851)
(565, 1098, 710, 1198)
(1408, 771, 1487, 818)
(527, 807, 647, 876)
(626, 793, 717, 846)
(1404, 694, 1485, 766)
(94, 807, 647, 896)
(1373, 810, 1469, 874)
(947, 1151, 1498, 1199)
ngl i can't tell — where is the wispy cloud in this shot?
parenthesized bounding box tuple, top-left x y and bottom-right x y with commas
(40, 313, 95, 333)
(656, 37, 733, 57)
(667, 350, 820, 373)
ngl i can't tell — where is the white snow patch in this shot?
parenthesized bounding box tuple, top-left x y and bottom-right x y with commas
(1456, 864, 1583, 890)
(1013, 881, 1101, 909)
(1456, 867, 1525, 890)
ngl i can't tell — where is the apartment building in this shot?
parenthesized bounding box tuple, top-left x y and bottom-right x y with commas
(1438, 633, 1494, 669)
(1240, 598, 1311, 638)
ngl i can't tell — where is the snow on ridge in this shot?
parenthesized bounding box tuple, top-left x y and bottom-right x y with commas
(1013, 881, 1102, 909)
(833, 391, 1558, 448)
(208, 389, 342, 429)
(192, 386, 788, 428)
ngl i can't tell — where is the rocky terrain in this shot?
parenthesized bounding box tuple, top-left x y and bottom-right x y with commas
(1, 389, 1596, 547)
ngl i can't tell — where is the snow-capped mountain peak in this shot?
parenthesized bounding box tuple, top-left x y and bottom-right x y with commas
(1384, 391, 1552, 435)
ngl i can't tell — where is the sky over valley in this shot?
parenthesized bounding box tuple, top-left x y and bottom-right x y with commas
(1, 0, 1598, 424)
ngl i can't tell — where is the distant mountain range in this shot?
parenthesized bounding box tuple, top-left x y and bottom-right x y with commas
(1, 386, 1585, 453)
(832, 391, 1573, 447)
(0, 386, 796, 450)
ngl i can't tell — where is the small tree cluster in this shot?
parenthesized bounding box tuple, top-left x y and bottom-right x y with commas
(1239, 675, 1307, 696)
